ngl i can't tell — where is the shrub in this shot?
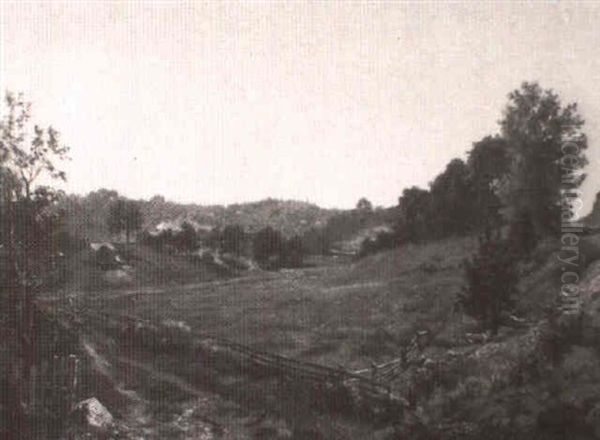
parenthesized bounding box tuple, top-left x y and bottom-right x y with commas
(358, 230, 397, 257)
(252, 226, 284, 268)
(459, 235, 518, 335)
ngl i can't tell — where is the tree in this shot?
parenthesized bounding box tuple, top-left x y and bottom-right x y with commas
(107, 199, 143, 244)
(221, 224, 246, 255)
(460, 235, 518, 335)
(397, 187, 432, 243)
(282, 235, 304, 267)
(176, 221, 197, 251)
(300, 227, 330, 255)
(0, 93, 68, 201)
(0, 91, 69, 314)
(429, 158, 474, 237)
(467, 135, 510, 235)
(252, 226, 283, 266)
(356, 197, 373, 212)
(500, 82, 588, 243)
(0, 92, 69, 437)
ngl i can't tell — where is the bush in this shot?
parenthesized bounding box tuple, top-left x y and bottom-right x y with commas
(459, 235, 518, 335)
(253, 226, 284, 268)
(358, 230, 397, 257)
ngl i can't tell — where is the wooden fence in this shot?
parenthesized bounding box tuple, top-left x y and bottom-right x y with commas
(51, 305, 412, 422)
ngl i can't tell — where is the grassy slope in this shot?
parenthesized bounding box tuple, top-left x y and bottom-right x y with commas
(63, 244, 228, 292)
(67, 234, 600, 439)
(83, 236, 478, 370)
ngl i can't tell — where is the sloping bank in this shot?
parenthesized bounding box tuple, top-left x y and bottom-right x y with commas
(384, 256, 600, 440)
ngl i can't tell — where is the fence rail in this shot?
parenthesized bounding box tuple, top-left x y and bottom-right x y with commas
(52, 304, 410, 421)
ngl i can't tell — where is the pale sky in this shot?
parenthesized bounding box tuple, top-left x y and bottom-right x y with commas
(1, 2, 600, 211)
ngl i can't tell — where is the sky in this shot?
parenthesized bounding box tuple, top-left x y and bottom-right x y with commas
(1, 2, 600, 212)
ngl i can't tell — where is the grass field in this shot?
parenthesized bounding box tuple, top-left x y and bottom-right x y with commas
(78, 237, 477, 370)
(52, 236, 499, 438)
(52, 235, 597, 439)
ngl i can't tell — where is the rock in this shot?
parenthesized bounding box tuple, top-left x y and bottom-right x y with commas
(72, 398, 114, 433)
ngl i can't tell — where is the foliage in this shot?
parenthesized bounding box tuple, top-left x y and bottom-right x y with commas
(300, 227, 331, 255)
(281, 234, 304, 267)
(253, 226, 284, 266)
(175, 221, 198, 251)
(106, 198, 143, 243)
(459, 234, 519, 334)
(0, 92, 69, 199)
(499, 82, 588, 241)
(388, 83, 587, 258)
(358, 230, 397, 257)
(314, 204, 398, 256)
(0, 92, 69, 292)
(356, 197, 373, 212)
(429, 158, 475, 237)
(220, 224, 247, 255)
(467, 135, 510, 233)
(252, 227, 305, 268)
(397, 186, 433, 243)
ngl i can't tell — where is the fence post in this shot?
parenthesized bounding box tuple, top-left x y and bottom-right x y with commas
(67, 354, 79, 411)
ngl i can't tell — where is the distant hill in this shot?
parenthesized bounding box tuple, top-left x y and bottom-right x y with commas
(56, 190, 341, 241)
(56, 190, 401, 255)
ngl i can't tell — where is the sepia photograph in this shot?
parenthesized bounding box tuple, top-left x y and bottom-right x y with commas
(1, 1, 600, 439)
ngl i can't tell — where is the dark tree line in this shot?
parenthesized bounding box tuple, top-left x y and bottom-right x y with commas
(394, 136, 512, 245)
(363, 82, 587, 258)
(358, 82, 589, 333)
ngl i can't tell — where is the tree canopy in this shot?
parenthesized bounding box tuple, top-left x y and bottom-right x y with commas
(500, 82, 588, 240)
(107, 199, 143, 244)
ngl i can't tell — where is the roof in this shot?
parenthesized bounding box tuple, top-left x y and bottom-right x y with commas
(90, 242, 116, 252)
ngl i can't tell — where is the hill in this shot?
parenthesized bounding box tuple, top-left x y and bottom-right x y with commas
(56, 190, 401, 255)
(56, 190, 340, 241)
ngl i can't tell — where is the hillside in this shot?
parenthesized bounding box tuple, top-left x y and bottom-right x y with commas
(56, 190, 401, 256)
(56, 190, 340, 241)
(48, 233, 600, 439)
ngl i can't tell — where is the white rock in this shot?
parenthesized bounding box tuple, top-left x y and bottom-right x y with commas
(74, 398, 114, 431)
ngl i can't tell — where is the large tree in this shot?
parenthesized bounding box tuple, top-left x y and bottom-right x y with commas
(0, 91, 69, 293)
(500, 82, 588, 241)
(0, 92, 68, 201)
(0, 92, 69, 434)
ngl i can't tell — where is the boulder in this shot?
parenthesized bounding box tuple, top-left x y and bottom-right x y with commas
(72, 398, 114, 433)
